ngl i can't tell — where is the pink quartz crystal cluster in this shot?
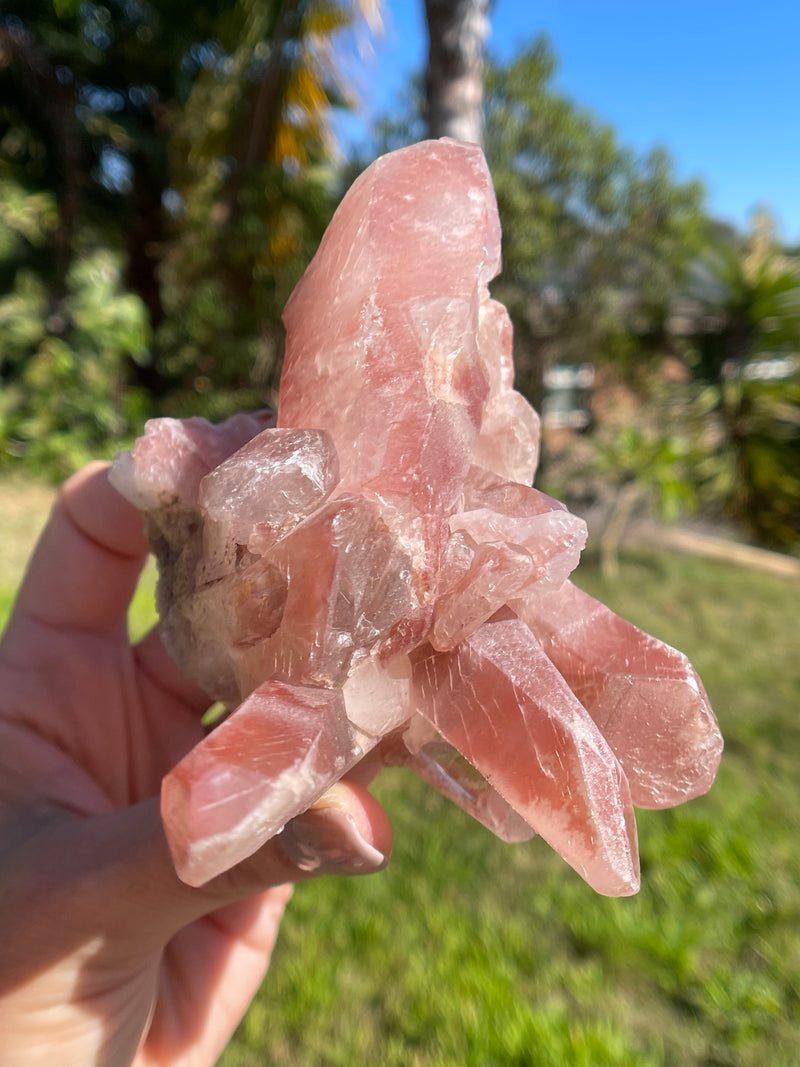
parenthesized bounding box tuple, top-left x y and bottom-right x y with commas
(110, 139, 723, 895)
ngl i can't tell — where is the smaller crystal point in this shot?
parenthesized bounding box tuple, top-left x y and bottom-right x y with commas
(110, 411, 275, 512)
(342, 654, 414, 739)
(517, 581, 724, 808)
(432, 537, 536, 651)
(199, 427, 340, 553)
(161, 679, 365, 886)
(411, 612, 640, 897)
(442, 467, 588, 617)
(230, 494, 420, 693)
(386, 715, 535, 843)
(473, 392, 542, 486)
(472, 298, 540, 484)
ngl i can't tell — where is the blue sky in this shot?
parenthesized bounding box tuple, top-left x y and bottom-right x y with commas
(340, 0, 800, 243)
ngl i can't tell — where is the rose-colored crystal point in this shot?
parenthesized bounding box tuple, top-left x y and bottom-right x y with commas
(162, 679, 365, 886)
(230, 494, 419, 693)
(517, 582, 724, 809)
(199, 427, 341, 555)
(474, 298, 541, 484)
(379, 714, 535, 843)
(431, 467, 588, 650)
(411, 612, 640, 897)
(162, 655, 417, 886)
(279, 138, 499, 511)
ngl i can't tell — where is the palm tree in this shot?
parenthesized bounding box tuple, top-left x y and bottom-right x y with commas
(0, 0, 387, 457)
(684, 213, 800, 546)
(159, 0, 388, 400)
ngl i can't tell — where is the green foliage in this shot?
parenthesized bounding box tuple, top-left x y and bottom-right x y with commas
(155, 0, 377, 411)
(157, 158, 337, 417)
(592, 424, 699, 524)
(689, 373, 800, 549)
(677, 221, 800, 548)
(0, 1, 375, 475)
(0, 180, 59, 257)
(482, 38, 708, 407)
(0, 180, 150, 476)
(585, 422, 699, 577)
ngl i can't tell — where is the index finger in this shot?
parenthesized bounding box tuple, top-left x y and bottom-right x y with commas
(12, 461, 149, 632)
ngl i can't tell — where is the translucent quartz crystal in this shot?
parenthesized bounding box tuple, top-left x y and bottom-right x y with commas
(430, 467, 587, 650)
(161, 680, 365, 886)
(111, 411, 275, 512)
(518, 581, 724, 809)
(474, 391, 542, 486)
(411, 612, 640, 896)
(278, 139, 505, 651)
(199, 427, 340, 555)
(279, 139, 499, 509)
(231, 494, 419, 693)
(111, 138, 723, 894)
(163, 656, 415, 886)
(432, 537, 537, 651)
(382, 715, 535, 843)
(473, 298, 541, 484)
(341, 654, 415, 740)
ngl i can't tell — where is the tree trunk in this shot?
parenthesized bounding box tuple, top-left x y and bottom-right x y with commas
(424, 0, 490, 145)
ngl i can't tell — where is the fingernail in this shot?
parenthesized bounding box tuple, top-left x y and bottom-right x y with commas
(278, 794, 388, 875)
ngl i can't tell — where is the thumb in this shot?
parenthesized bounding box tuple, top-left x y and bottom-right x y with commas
(93, 779, 392, 941)
(0, 781, 391, 987)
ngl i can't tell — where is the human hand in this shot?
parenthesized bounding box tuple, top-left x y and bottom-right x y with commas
(0, 462, 392, 1066)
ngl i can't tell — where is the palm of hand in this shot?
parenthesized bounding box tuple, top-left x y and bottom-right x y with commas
(0, 464, 296, 1066)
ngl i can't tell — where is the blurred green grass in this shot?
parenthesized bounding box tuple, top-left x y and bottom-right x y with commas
(1, 479, 798, 1065)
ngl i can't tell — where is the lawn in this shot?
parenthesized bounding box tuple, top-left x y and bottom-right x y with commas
(1, 478, 798, 1065)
